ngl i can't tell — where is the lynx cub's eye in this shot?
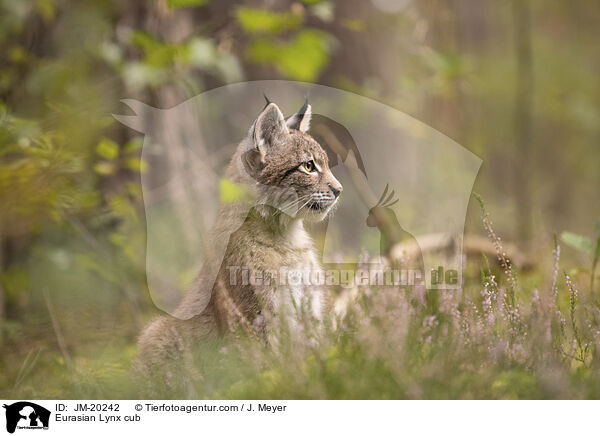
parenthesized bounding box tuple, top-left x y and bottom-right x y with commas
(301, 160, 317, 174)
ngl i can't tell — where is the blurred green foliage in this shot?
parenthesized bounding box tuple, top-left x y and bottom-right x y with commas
(247, 29, 331, 81)
(236, 7, 303, 34)
(167, 0, 209, 8)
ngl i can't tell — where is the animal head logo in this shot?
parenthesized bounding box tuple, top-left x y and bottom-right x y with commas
(3, 402, 50, 434)
(114, 81, 482, 318)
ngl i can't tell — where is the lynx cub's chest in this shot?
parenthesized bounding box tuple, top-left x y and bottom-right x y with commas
(277, 220, 324, 321)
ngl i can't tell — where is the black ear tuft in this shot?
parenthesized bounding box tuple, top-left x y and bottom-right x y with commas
(262, 93, 271, 109)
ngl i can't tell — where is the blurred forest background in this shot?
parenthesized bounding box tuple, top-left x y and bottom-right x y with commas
(1, 0, 599, 399)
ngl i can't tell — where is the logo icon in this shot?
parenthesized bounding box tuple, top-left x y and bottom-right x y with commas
(3, 402, 50, 434)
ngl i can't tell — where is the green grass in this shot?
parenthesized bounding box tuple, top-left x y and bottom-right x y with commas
(1, 204, 599, 400)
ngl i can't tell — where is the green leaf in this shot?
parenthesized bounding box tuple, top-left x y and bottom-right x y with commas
(561, 231, 594, 255)
(247, 30, 330, 81)
(131, 31, 179, 68)
(93, 161, 115, 175)
(236, 7, 302, 34)
(125, 158, 148, 173)
(166, 0, 208, 8)
(124, 137, 143, 154)
(220, 178, 247, 203)
(96, 138, 119, 160)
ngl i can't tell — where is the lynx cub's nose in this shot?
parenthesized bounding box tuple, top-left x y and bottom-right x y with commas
(329, 183, 343, 199)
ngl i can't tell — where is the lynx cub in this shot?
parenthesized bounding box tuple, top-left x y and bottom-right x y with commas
(135, 99, 342, 390)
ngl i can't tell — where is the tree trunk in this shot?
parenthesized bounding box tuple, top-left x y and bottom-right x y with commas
(513, 0, 534, 246)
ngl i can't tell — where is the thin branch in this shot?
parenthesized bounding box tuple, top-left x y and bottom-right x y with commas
(42, 287, 75, 371)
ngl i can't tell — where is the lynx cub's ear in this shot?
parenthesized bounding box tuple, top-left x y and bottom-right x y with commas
(243, 103, 289, 177)
(253, 102, 289, 151)
(286, 98, 312, 132)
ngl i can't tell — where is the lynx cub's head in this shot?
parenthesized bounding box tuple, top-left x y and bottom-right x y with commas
(239, 99, 343, 222)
